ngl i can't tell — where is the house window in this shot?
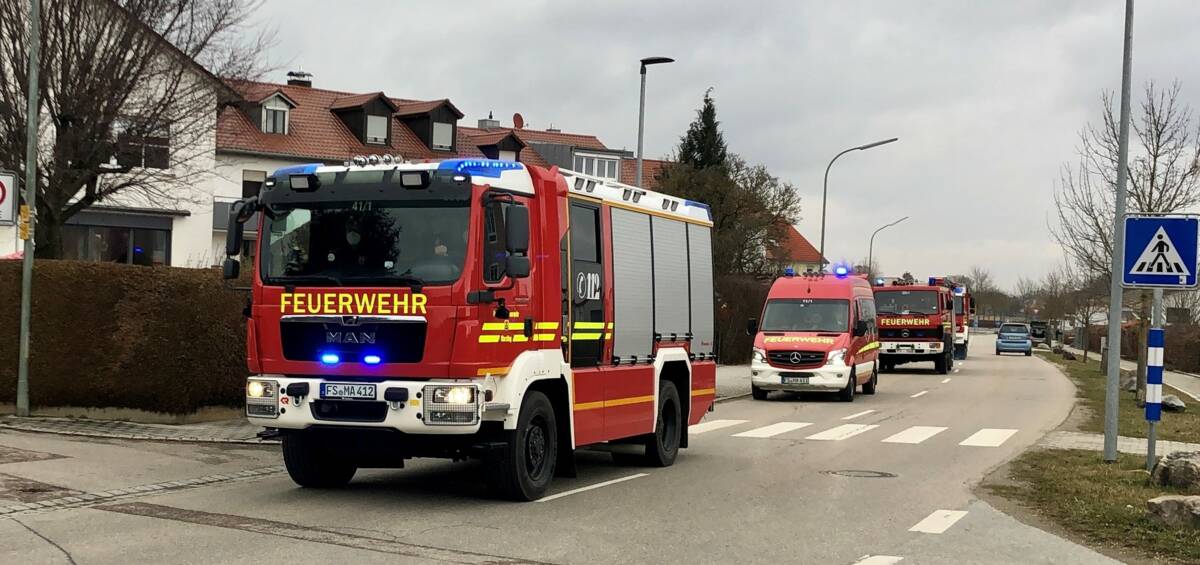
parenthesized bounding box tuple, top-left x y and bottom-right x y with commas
(498, 149, 517, 161)
(62, 225, 170, 266)
(432, 121, 454, 150)
(263, 108, 287, 134)
(114, 119, 170, 170)
(573, 154, 618, 180)
(366, 115, 389, 144)
(242, 170, 266, 198)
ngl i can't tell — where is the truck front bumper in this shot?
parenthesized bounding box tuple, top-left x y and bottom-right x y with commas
(881, 341, 945, 356)
(244, 375, 510, 434)
(750, 361, 851, 392)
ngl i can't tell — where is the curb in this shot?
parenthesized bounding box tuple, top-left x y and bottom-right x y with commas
(0, 421, 278, 446)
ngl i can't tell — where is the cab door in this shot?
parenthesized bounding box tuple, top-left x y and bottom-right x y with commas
(566, 201, 607, 445)
(856, 297, 879, 374)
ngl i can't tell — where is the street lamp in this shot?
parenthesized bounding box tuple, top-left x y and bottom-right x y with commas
(636, 56, 674, 187)
(818, 137, 899, 267)
(867, 216, 908, 278)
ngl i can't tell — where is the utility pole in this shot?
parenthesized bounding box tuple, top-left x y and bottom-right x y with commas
(1103, 0, 1135, 463)
(16, 0, 42, 417)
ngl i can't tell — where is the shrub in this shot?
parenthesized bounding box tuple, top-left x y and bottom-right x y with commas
(0, 260, 249, 414)
(715, 274, 771, 364)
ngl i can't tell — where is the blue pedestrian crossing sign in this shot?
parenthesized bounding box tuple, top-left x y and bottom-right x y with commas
(1122, 215, 1199, 288)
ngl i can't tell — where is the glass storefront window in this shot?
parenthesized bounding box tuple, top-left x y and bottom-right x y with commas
(62, 225, 170, 266)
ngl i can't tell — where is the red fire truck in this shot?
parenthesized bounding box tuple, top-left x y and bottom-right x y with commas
(872, 277, 956, 374)
(222, 158, 717, 501)
(951, 282, 973, 359)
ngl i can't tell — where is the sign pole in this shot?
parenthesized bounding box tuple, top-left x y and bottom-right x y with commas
(16, 0, 42, 418)
(1146, 290, 1163, 472)
(1103, 0, 1136, 463)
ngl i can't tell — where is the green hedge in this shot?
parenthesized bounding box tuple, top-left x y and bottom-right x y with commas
(0, 260, 249, 414)
(716, 274, 771, 364)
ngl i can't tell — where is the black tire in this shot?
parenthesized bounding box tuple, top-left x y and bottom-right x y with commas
(995, 349, 1001, 355)
(838, 369, 856, 402)
(751, 384, 769, 400)
(282, 433, 357, 489)
(487, 390, 557, 501)
(934, 354, 949, 374)
(643, 381, 682, 467)
(1025, 350, 1032, 357)
(862, 363, 878, 395)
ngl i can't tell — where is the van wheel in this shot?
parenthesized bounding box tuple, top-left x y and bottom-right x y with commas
(487, 390, 557, 501)
(838, 369, 856, 402)
(751, 385, 769, 400)
(643, 381, 682, 467)
(282, 433, 357, 489)
(862, 364, 878, 395)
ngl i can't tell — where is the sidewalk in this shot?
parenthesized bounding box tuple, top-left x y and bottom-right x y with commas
(0, 365, 753, 445)
(1061, 344, 1200, 402)
(1039, 430, 1200, 457)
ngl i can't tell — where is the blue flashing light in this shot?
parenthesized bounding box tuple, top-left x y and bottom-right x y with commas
(684, 200, 713, 221)
(363, 354, 382, 365)
(319, 353, 340, 365)
(437, 159, 524, 178)
(928, 277, 938, 286)
(784, 266, 796, 277)
(834, 266, 850, 278)
(954, 286, 966, 296)
(133, 246, 144, 254)
(272, 164, 321, 177)
(875, 278, 885, 286)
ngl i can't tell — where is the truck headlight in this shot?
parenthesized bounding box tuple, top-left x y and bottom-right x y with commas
(752, 347, 766, 364)
(423, 385, 479, 426)
(432, 386, 475, 404)
(827, 348, 848, 366)
(247, 379, 277, 400)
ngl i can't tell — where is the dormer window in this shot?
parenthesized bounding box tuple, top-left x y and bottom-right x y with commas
(366, 115, 389, 145)
(260, 94, 293, 134)
(432, 121, 453, 150)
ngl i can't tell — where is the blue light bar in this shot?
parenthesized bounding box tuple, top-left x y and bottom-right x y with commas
(784, 266, 796, 277)
(954, 286, 966, 296)
(272, 163, 321, 177)
(437, 159, 524, 178)
(684, 199, 713, 221)
(363, 354, 382, 365)
(320, 353, 340, 365)
(834, 266, 850, 277)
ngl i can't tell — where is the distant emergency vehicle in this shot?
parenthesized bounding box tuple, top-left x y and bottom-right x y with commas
(873, 277, 956, 374)
(951, 281, 972, 359)
(747, 270, 879, 401)
(222, 157, 717, 500)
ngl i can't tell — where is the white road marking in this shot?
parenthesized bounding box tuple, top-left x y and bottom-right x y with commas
(733, 422, 813, 438)
(909, 509, 968, 533)
(689, 419, 748, 434)
(806, 423, 879, 441)
(882, 426, 948, 444)
(537, 473, 648, 502)
(940, 378, 951, 384)
(959, 428, 1019, 447)
(910, 390, 929, 398)
(842, 409, 876, 421)
(853, 556, 904, 565)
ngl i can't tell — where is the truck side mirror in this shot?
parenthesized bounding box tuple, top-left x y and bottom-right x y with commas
(746, 318, 758, 336)
(505, 205, 530, 254)
(223, 257, 240, 280)
(853, 320, 869, 337)
(506, 255, 530, 279)
(225, 197, 259, 257)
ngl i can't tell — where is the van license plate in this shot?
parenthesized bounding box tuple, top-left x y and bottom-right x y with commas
(782, 376, 808, 385)
(320, 383, 376, 400)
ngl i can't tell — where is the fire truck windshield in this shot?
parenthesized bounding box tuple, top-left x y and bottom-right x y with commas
(760, 299, 849, 332)
(876, 290, 939, 315)
(953, 295, 964, 315)
(260, 200, 470, 287)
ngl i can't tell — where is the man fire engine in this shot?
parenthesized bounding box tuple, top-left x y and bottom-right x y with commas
(872, 277, 957, 374)
(222, 157, 717, 501)
(951, 282, 972, 359)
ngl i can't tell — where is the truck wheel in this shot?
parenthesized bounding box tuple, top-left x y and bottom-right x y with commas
(282, 433, 357, 489)
(862, 364, 878, 395)
(838, 370, 856, 402)
(643, 381, 682, 467)
(934, 355, 949, 374)
(751, 384, 769, 400)
(487, 390, 557, 501)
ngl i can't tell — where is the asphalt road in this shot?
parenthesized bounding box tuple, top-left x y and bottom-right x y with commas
(0, 335, 1120, 565)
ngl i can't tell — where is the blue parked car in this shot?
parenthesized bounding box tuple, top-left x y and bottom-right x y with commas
(996, 323, 1033, 356)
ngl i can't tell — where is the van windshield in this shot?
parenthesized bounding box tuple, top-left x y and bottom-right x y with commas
(761, 299, 849, 333)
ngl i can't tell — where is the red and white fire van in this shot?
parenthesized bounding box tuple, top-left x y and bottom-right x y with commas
(747, 271, 879, 402)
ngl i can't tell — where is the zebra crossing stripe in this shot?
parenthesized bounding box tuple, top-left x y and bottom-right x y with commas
(881, 426, 948, 444)
(806, 424, 879, 441)
(959, 428, 1018, 447)
(853, 556, 903, 565)
(733, 422, 813, 438)
(689, 419, 748, 434)
(909, 509, 968, 534)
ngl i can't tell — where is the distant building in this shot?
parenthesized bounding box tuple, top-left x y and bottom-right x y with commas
(766, 223, 824, 273)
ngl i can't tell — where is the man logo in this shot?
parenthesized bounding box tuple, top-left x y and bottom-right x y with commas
(326, 331, 376, 345)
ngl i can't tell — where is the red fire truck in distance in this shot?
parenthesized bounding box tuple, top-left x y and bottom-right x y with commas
(872, 277, 957, 374)
(222, 158, 717, 501)
(950, 282, 973, 360)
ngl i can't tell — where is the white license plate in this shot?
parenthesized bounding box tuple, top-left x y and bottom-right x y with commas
(897, 344, 914, 350)
(782, 376, 809, 384)
(320, 383, 377, 400)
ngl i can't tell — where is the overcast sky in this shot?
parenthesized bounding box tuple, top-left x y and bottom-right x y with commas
(250, 0, 1200, 290)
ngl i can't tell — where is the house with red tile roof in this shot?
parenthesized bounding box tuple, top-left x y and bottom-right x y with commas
(767, 223, 825, 274)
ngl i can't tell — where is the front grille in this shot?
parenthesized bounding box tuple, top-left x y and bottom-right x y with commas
(280, 319, 427, 363)
(310, 400, 388, 422)
(880, 327, 943, 340)
(767, 350, 825, 368)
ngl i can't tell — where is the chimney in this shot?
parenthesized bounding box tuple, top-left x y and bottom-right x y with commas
(477, 111, 501, 129)
(286, 70, 313, 88)
(546, 123, 561, 133)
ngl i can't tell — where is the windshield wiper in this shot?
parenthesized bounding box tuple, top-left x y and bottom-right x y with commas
(272, 274, 343, 286)
(340, 274, 425, 290)
(877, 310, 900, 316)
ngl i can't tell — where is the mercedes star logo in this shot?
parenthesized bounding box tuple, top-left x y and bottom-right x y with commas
(901, 329, 910, 338)
(790, 351, 803, 364)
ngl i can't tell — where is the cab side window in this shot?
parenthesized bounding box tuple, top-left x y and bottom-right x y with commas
(859, 298, 877, 334)
(482, 201, 509, 283)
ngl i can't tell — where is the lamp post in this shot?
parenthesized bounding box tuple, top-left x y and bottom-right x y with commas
(819, 137, 898, 267)
(636, 56, 674, 188)
(867, 216, 908, 278)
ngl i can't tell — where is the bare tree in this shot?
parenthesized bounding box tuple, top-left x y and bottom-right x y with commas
(1052, 81, 1200, 276)
(0, 0, 274, 258)
(966, 265, 997, 294)
(1165, 289, 1200, 325)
